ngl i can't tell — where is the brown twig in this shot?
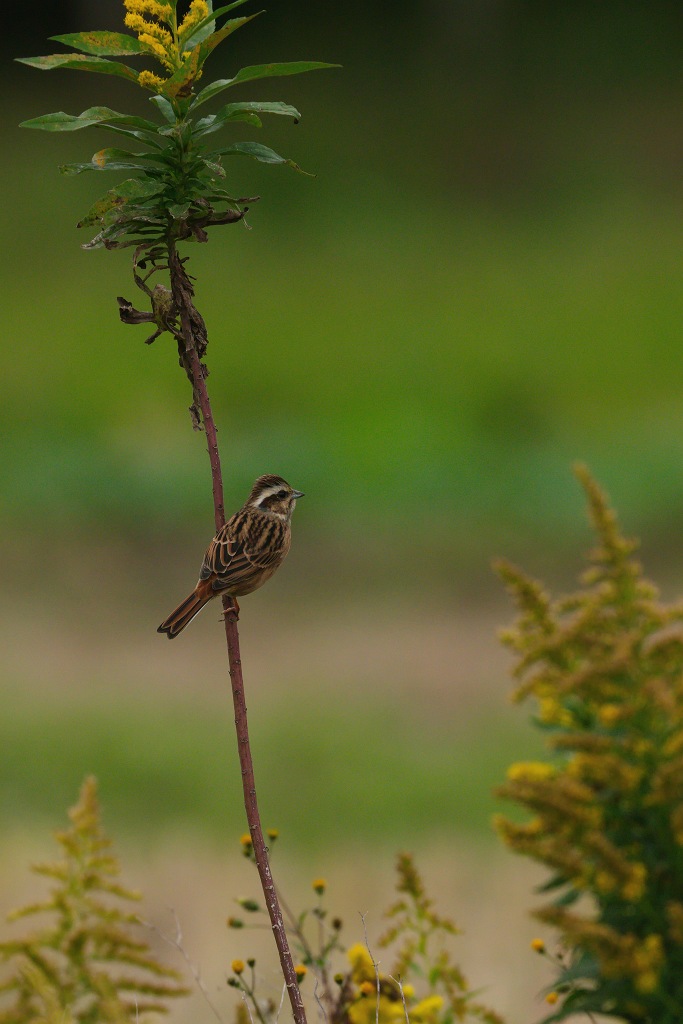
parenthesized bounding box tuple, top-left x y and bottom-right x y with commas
(165, 242, 308, 1024)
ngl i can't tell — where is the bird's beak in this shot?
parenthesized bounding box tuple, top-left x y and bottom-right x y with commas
(292, 490, 305, 499)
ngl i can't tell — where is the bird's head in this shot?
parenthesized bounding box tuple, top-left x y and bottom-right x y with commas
(247, 475, 304, 520)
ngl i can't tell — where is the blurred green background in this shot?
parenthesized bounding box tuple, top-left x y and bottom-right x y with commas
(3, 2, 683, 1015)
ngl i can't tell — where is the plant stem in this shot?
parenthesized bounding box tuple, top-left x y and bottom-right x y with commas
(167, 244, 307, 1024)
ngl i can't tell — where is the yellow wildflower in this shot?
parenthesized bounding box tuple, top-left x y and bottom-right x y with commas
(138, 69, 166, 90)
(231, 959, 245, 975)
(295, 964, 307, 982)
(635, 971, 659, 994)
(179, 0, 210, 38)
(410, 995, 444, 1022)
(359, 981, 374, 996)
(125, 12, 152, 33)
(138, 33, 171, 60)
(349, 994, 404, 1024)
(538, 697, 573, 727)
(595, 870, 617, 894)
(347, 943, 375, 984)
(506, 761, 557, 782)
(124, 0, 172, 19)
(622, 863, 647, 902)
(545, 991, 559, 1005)
(312, 877, 327, 895)
(531, 938, 545, 953)
(598, 703, 622, 726)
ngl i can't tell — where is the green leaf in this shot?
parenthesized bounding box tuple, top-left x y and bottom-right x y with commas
(49, 32, 149, 57)
(213, 140, 311, 174)
(61, 160, 147, 176)
(78, 192, 127, 229)
(182, 0, 253, 49)
(60, 148, 165, 175)
(201, 157, 226, 178)
(20, 106, 161, 133)
(149, 95, 176, 124)
(114, 178, 167, 200)
(196, 14, 262, 63)
(169, 202, 191, 218)
(194, 109, 262, 135)
(193, 100, 301, 136)
(90, 147, 166, 166)
(94, 124, 166, 148)
(191, 61, 340, 108)
(16, 54, 140, 84)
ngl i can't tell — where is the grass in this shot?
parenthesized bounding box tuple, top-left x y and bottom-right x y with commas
(6, 137, 683, 569)
(0, 685, 539, 849)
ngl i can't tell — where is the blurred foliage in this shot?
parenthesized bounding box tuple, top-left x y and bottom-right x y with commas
(496, 468, 683, 1022)
(0, 777, 187, 1023)
(4, 2, 683, 576)
(0, 687, 539, 847)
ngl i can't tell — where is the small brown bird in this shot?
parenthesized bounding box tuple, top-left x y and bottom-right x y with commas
(158, 474, 304, 639)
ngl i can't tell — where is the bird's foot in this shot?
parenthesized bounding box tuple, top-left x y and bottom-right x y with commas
(221, 597, 240, 621)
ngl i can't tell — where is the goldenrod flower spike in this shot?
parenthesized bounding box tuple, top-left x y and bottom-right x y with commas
(179, 0, 210, 40)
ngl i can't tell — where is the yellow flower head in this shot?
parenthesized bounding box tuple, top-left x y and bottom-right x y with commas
(124, 1, 177, 75)
(137, 69, 166, 91)
(124, 0, 172, 21)
(598, 703, 622, 727)
(410, 995, 444, 1023)
(138, 32, 172, 60)
(622, 863, 647, 902)
(231, 959, 245, 975)
(506, 761, 557, 782)
(295, 964, 308, 982)
(531, 938, 546, 953)
(347, 943, 375, 984)
(312, 877, 327, 895)
(179, 0, 210, 38)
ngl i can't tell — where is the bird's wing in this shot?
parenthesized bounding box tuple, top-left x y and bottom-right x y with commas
(199, 511, 285, 592)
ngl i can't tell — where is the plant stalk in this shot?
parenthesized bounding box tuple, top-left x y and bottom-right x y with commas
(167, 244, 307, 1024)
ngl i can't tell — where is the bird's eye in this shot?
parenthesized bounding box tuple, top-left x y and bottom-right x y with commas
(277, 490, 288, 499)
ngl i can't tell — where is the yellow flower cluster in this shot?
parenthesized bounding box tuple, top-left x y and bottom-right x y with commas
(178, 0, 209, 40)
(497, 467, 683, 1015)
(345, 945, 444, 1024)
(138, 70, 166, 90)
(123, 0, 177, 77)
(125, 0, 172, 19)
(122, 0, 208, 89)
(506, 761, 556, 782)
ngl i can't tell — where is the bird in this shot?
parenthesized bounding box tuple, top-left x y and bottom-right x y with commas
(157, 474, 304, 639)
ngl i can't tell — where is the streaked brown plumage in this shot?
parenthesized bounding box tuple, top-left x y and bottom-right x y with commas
(158, 474, 304, 639)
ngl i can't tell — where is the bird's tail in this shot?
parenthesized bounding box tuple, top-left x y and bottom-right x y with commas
(157, 584, 213, 639)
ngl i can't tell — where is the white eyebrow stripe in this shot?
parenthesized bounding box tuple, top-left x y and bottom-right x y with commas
(252, 484, 285, 506)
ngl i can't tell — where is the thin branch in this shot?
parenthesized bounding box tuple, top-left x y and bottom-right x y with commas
(360, 912, 381, 1024)
(389, 976, 410, 1024)
(166, 241, 307, 1024)
(140, 909, 225, 1024)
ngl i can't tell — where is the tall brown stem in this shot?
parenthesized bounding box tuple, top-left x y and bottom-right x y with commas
(167, 244, 307, 1024)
